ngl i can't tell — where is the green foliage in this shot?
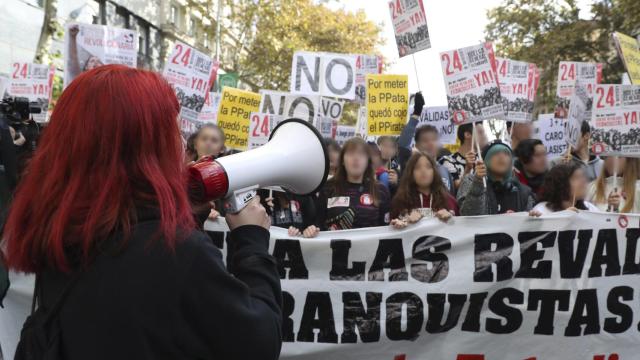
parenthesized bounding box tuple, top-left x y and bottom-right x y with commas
(224, 0, 384, 93)
(485, 0, 640, 114)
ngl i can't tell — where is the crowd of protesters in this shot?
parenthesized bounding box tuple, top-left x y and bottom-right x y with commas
(190, 92, 640, 239)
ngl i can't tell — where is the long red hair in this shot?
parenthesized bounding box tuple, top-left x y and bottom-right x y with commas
(2, 65, 195, 273)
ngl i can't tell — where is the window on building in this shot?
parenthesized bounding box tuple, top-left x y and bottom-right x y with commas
(204, 32, 209, 48)
(170, 5, 178, 26)
(189, 17, 196, 36)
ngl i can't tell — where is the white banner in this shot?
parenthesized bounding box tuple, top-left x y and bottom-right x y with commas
(440, 43, 505, 125)
(7, 62, 55, 122)
(290, 51, 357, 100)
(535, 113, 568, 160)
(163, 42, 216, 126)
(355, 55, 383, 104)
(564, 80, 592, 148)
(63, 23, 137, 87)
(204, 211, 640, 360)
(388, 0, 431, 57)
(335, 125, 356, 147)
(316, 97, 344, 138)
(247, 112, 285, 150)
(590, 84, 640, 157)
(417, 106, 456, 145)
(197, 92, 221, 125)
(259, 90, 320, 124)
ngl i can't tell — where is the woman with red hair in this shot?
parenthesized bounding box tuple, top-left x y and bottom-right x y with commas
(1, 65, 282, 360)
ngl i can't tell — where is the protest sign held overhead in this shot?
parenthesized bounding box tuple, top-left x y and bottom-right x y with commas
(554, 61, 602, 119)
(495, 57, 537, 122)
(535, 113, 568, 160)
(366, 74, 408, 136)
(63, 23, 137, 87)
(316, 97, 344, 138)
(354, 54, 383, 104)
(7, 62, 55, 122)
(355, 105, 368, 138)
(259, 90, 320, 124)
(290, 51, 357, 100)
(612, 32, 640, 85)
(205, 211, 640, 360)
(163, 42, 216, 127)
(247, 112, 285, 150)
(197, 92, 221, 124)
(564, 80, 593, 148)
(417, 106, 456, 145)
(217, 87, 261, 150)
(440, 42, 504, 125)
(335, 125, 356, 146)
(590, 84, 640, 157)
(388, 0, 430, 57)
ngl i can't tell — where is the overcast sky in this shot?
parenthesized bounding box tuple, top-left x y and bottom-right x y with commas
(327, 0, 593, 106)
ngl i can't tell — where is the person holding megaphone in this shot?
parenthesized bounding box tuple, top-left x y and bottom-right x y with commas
(0, 65, 334, 360)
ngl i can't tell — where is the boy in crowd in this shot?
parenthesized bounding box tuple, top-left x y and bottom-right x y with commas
(439, 122, 488, 190)
(550, 121, 602, 182)
(457, 140, 535, 215)
(396, 93, 454, 193)
(514, 139, 547, 199)
(377, 136, 400, 188)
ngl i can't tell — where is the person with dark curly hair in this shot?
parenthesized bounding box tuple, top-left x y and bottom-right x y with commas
(513, 138, 547, 199)
(531, 163, 599, 215)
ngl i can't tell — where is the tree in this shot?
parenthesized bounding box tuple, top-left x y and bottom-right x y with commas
(34, 0, 62, 65)
(485, 0, 640, 114)
(222, 0, 384, 92)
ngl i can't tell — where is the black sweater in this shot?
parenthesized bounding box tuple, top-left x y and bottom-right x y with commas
(39, 214, 282, 360)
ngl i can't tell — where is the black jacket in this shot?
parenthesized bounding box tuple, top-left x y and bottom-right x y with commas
(39, 212, 282, 360)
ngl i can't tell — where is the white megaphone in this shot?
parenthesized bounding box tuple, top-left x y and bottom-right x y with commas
(188, 118, 329, 213)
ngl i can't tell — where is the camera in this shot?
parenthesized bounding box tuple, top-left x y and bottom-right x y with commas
(0, 96, 42, 124)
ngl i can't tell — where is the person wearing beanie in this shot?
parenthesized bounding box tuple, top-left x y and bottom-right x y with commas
(457, 140, 535, 215)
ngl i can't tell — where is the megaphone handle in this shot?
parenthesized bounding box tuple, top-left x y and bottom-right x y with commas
(223, 186, 258, 214)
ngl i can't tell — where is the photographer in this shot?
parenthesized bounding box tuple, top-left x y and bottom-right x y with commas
(2, 66, 282, 360)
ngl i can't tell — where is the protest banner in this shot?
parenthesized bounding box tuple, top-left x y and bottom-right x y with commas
(316, 97, 344, 138)
(355, 55, 383, 104)
(590, 84, 640, 157)
(7, 62, 55, 122)
(564, 80, 593, 148)
(216, 72, 238, 92)
(612, 32, 640, 85)
(63, 23, 137, 87)
(163, 41, 216, 127)
(290, 51, 357, 100)
(388, 0, 430, 57)
(216, 87, 261, 150)
(495, 57, 537, 122)
(355, 105, 368, 138)
(196, 92, 221, 124)
(414, 106, 456, 145)
(335, 125, 356, 147)
(247, 112, 286, 150)
(535, 113, 568, 160)
(440, 43, 505, 125)
(259, 90, 320, 124)
(366, 74, 408, 136)
(555, 61, 602, 119)
(204, 211, 640, 360)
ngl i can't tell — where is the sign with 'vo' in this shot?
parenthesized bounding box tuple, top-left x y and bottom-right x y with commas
(291, 51, 357, 100)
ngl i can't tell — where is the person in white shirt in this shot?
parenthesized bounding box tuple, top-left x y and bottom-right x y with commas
(587, 156, 640, 213)
(531, 163, 599, 216)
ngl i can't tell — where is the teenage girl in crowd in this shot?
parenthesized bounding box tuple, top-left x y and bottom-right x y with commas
(316, 137, 391, 230)
(587, 157, 640, 213)
(531, 163, 599, 215)
(186, 124, 226, 162)
(390, 152, 458, 229)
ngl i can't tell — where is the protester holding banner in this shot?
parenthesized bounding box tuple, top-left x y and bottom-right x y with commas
(551, 121, 602, 182)
(316, 137, 391, 230)
(513, 138, 547, 199)
(587, 157, 640, 213)
(390, 152, 458, 229)
(532, 163, 599, 214)
(439, 122, 488, 189)
(1, 66, 283, 360)
(324, 138, 341, 180)
(187, 124, 226, 161)
(261, 189, 319, 238)
(458, 140, 535, 215)
(65, 25, 104, 83)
